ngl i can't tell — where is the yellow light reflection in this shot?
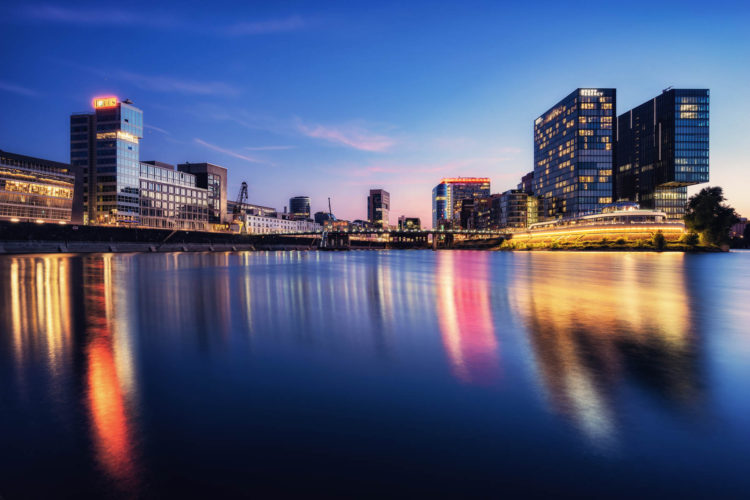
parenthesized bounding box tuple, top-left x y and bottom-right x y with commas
(510, 253, 698, 447)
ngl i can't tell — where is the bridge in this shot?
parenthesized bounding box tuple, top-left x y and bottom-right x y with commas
(252, 228, 510, 250)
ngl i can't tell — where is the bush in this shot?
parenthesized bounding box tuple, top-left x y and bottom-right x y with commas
(653, 230, 666, 251)
(682, 232, 699, 246)
(615, 237, 626, 245)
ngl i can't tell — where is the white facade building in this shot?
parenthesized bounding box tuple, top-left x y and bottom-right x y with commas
(244, 214, 321, 234)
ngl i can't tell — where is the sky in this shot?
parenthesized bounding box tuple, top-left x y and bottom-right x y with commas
(1, 0, 749, 227)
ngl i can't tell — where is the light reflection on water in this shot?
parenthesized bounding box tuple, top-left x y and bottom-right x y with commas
(0, 250, 748, 497)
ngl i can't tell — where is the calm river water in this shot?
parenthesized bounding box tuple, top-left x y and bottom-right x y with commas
(1, 250, 749, 498)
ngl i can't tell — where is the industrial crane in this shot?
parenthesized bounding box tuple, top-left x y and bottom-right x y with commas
(231, 181, 249, 233)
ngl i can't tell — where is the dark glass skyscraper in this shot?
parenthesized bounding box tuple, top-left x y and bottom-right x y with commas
(71, 97, 143, 224)
(615, 89, 709, 219)
(534, 88, 615, 219)
(289, 196, 311, 220)
(367, 189, 390, 228)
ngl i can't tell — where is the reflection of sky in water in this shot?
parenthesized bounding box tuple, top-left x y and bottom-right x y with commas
(0, 251, 749, 497)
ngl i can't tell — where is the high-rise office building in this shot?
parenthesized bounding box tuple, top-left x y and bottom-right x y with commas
(0, 150, 83, 224)
(177, 162, 228, 224)
(367, 189, 390, 228)
(431, 177, 491, 229)
(615, 89, 709, 219)
(534, 88, 615, 220)
(289, 196, 311, 220)
(71, 96, 143, 224)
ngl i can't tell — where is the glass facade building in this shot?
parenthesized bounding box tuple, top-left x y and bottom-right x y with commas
(367, 189, 390, 228)
(71, 97, 143, 225)
(289, 196, 311, 220)
(615, 89, 709, 219)
(177, 162, 228, 224)
(431, 177, 491, 229)
(534, 88, 615, 220)
(139, 161, 209, 230)
(0, 150, 83, 223)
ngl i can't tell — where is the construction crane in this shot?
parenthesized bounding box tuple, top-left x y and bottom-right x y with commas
(231, 182, 249, 233)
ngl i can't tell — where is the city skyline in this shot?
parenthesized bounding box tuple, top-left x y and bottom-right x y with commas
(1, 1, 749, 227)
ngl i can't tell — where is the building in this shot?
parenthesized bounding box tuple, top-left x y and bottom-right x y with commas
(138, 161, 209, 230)
(398, 216, 421, 230)
(71, 96, 144, 225)
(314, 211, 335, 225)
(177, 162, 228, 224)
(0, 150, 83, 224)
(497, 189, 530, 229)
(615, 89, 709, 219)
(289, 196, 311, 220)
(459, 199, 475, 229)
(432, 177, 491, 229)
(730, 217, 747, 239)
(244, 213, 320, 234)
(367, 189, 390, 228)
(534, 88, 615, 220)
(518, 171, 534, 194)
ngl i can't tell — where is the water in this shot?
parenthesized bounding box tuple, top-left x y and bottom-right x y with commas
(1, 250, 749, 498)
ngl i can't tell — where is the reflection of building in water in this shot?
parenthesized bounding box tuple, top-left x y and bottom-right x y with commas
(511, 253, 701, 447)
(2, 256, 74, 390)
(436, 252, 500, 384)
(82, 255, 139, 486)
(0, 254, 141, 487)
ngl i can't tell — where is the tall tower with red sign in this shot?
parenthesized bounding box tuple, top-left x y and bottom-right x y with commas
(70, 97, 143, 224)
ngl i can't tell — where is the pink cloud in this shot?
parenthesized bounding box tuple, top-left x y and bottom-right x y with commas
(297, 122, 396, 152)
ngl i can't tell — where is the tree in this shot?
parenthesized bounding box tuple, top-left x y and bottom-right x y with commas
(684, 187, 739, 246)
(653, 230, 666, 251)
(744, 223, 750, 248)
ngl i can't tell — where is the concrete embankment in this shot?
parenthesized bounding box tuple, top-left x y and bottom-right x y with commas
(0, 221, 396, 254)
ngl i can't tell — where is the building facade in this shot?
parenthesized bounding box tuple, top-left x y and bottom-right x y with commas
(497, 189, 529, 229)
(431, 177, 491, 228)
(398, 216, 421, 230)
(0, 150, 83, 224)
(534, 88, 615, 220)
(615, 89, 709, 219)
(367, 189, 390, 228)
(289, 196, 311, 220)
(244, 213, 320, 234)
(177, 162, 227, 224)
(71, 97, 143, 225)
(139, 161, 209, 230)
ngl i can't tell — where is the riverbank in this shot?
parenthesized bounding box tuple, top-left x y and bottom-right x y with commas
(496, 234, 721, 252)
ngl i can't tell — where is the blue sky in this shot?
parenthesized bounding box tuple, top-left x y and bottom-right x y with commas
(1, 0, 749, 226)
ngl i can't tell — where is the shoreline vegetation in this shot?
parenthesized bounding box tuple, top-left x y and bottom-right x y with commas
(493, 230, 724, 252)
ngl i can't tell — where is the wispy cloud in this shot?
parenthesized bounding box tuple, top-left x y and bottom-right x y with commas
(297, 121, 396, 152)
(18, 4, 177, 28)
(55, 60, 239, 96)
(244, 145, 296, 151)
(144, 124, 171, 136)
(0, 80, 40, 97)
(117, 70, 238, 96)
(225, 16, 306, 36)
(14, 4, 308, 36)
(194, 138, 270, 164)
